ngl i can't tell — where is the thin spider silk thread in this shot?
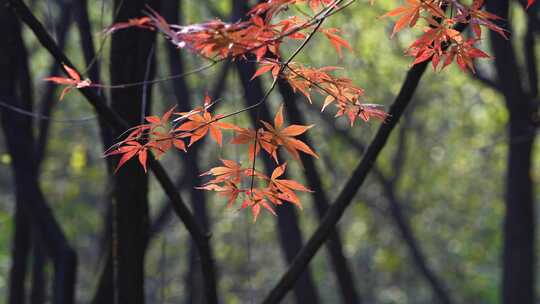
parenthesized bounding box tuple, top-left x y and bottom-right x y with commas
(0, 100, 96, 123)
(141, 43, 155, 124)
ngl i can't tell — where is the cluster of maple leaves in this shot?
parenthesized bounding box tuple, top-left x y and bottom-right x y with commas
(105, 97, 318, 221)
(45, 0, 534, 221)
(381, 0, 533, 72)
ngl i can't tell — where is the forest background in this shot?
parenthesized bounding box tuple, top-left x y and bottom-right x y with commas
(0, 0, 539, 303)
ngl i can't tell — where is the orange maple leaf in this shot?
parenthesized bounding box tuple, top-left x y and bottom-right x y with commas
(260, 104, 319, 162)
(200, 159, 246, 184)
(231, 127, 277, 161)
(382, 0, 444, 37)
(267, 162, 312, 209)
(197, 181, 242, 208)
(321, 28, 352, 58)
(242, 189, 277, 222)
(174, 96, 237, 146)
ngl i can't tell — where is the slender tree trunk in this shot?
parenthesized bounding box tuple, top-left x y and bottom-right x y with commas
(30, 241, 46, 304)
(277, 80, 362, 303)
(487, 2, 537, 304)
(36, 2, 72, 165)
(74, 0, 114, 172)
(8, 205, 30, 304)
(73, 0, 116, 269)
(6, 4, 34, 302)
(0, 8, 77, 304)
(92, 1, 159, 303)
(161, 1, 211, 302)
(235, 58, 321, 303)
(29, 5, 73, 299)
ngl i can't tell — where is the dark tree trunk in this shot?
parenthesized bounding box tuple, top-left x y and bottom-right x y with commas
(30, 241, 46, 304)
(231, 1, 319, 302)
(92, 1, 159, 303)
(277, 80, 362, 303)
(0, 7, 77, 304)
(73, 0, 116, 267)
(487, 2, 537, 304)
(161, 1, 211, 302)
(74, 0, 109, 143)
(36, 2, 73, 165)
(8, 205, 30, 304)
(74, 0, 115, 170)
(7, 4, 34, 302)
(235, 58, 320, 303)
(30, 5, 73, 299)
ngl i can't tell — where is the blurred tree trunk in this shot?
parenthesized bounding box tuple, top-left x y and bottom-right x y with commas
(277, 80, 362, 303)
(73, 0, 116, 268)
(6, 4, 34, 302)
(31, 5, 73, 301)
(8, 206, 30, 304)
(92, 1, 159, 303)
(0, 7, 77, 304)
(13, 5, 68, 301)
(30, 243, 46, 304)
(236, 60, 321, 304)
(487, 2, 538, 304)
(36, 1, 72, 165)
(161, 1, 211, 302)
(74, 0, 113, 154)
(232, 2, 320, 302)
(232, 20, 321, 299)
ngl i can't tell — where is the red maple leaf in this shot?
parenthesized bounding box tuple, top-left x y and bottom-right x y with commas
(105, 141, 148, 173)
(442, 39, 491, 73)
(44, 64, 92, 100)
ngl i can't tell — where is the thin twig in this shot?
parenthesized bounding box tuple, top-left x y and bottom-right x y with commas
(0, 99, 96, 123)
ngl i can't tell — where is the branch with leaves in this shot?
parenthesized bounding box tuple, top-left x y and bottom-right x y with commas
(54, 0, 388, 221)
(83, 0, 518, 222)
